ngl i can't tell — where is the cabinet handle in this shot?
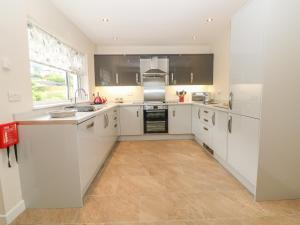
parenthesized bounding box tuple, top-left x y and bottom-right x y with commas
(116, 73, 119, 84)
(228, 116, 232, 133)
(114, 117, 117, 120)
(197, 109, 200, 119)
(107, 114, 109, 126)
(114, 124, 117, 128)
(104, 114, 107, 128)
(173, 110, 175, 117)
(229, 92, 233, 110)
(212, 112, 216, 126)
(86, 122, 94, 129)
(190, 73, 194, 84)
(204, 119, 208, 122)
(204, 110, 208, 114)
(136, 73, 139, 84)
(203, 127, 208, 131)
(137, 111, 139, 117)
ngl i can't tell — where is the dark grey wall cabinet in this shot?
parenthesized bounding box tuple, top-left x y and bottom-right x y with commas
(168, 54, 214, 85)
(94, 54, 213, 86)
(95, 55, 141, 86)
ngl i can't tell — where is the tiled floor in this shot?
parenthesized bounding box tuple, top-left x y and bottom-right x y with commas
(13, 140, 300, 225)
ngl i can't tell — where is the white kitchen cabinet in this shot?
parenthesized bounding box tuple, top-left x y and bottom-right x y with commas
(120, 106, 143, 135)
(212, 110, 228, 161)
(192, 105, 202, 138)
(168, 105, 192, 134)
(229, 0, 264, 119)
(18, 107, 119, 208)
(78, 117, 103, 194)
(227, 113, 260, 188)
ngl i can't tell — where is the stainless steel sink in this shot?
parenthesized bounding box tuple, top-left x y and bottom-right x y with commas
(64, 104, 105, 112)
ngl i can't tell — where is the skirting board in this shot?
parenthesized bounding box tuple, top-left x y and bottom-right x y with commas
(0, 200, 25, 225)
(118, 134, 194, 141)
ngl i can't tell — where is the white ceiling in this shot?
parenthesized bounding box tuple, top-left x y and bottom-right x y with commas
(50, 0, 247, 46)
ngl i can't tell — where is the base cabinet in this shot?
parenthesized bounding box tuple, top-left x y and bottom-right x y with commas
(227, 113, 260, 187)
(119, 106, 143, 135)
(212, 111, 228, 161)
(192, 105, 202, 138)
(18, 107, 119, 208)
(168, 105, 192, 134)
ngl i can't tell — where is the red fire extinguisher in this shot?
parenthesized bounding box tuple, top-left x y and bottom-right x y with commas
(0, 122, 19, 167)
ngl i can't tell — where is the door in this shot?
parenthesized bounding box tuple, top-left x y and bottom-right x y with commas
(120, 106, 143, 135)
(94, 55, 118, 86)
(168, 105, 192, 134)
(227, 113, 260, 187)
(169, 55, 192, 85)
(212, 110, 228, 161)
(190, 54, 214, 85)
(77, 117, 99, 192)
(116, 55, 141, 86)
(192, 105, 202, 138)
(230, 1, 264, 118)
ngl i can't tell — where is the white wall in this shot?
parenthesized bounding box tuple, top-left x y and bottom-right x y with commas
(211, 27, 230, 103)
(94, 85, 213, 103)
(0, 0, 95, 223)
(96, 45, 212, 55)
(0, 1, 32, 223)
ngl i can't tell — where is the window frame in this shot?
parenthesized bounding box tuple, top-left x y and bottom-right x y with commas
(27, 22, 86, 108)
(30, 60, 81, 107)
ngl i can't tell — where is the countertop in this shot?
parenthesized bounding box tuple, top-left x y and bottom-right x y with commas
(17, 102, 228, 125)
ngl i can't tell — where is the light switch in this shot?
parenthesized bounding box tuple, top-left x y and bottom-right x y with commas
(8, 91, 21, 102)
(1, 58, 11, 71)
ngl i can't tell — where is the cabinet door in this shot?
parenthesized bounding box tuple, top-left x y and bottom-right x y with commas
(229, 0, 264, 118)
(191, 54, 214, 85)
(169, 55, 192, 85)
(120, 106, 143, 135)
(94, 55, 118, 86)
(168, 105, 192, 134)
(227, 114, 260, 186)
(192, 105, 202, 138)
(212, 110, 228, 161)
(78, 117, 100, 192)
(116, 55, 141, 86)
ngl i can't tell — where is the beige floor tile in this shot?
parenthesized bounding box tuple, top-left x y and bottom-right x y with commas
(13, 140, 300, 225)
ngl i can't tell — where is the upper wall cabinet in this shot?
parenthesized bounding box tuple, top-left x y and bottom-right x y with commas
(94, 55, 141, 86)
(168, 54, 214, 85)
(94, 54, 213, 86)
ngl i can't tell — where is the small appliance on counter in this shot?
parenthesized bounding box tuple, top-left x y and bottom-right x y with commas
(176, 90, 187, 102)
(192, 92, 213, 104)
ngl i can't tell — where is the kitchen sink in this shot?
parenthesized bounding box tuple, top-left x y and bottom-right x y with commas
(64, 104, 105, 112)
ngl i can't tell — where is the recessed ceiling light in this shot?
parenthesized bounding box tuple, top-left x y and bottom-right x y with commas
(101, 18, 109, 22)
(113, 37, 118, 41)
(206, 18, 214, 23)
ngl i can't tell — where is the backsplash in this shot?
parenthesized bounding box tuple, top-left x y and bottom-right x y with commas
(94, 85, 213, 103)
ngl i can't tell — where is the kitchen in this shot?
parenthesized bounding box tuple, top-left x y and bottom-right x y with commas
(0, 0, 300, 225)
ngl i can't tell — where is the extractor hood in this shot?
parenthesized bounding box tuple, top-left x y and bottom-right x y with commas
(143, 57, 167, 76)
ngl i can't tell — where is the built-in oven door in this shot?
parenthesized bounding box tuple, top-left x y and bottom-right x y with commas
(144, 109, 168, 133)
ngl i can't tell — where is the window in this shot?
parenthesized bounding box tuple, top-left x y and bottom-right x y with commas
(27, 23, 85, 106)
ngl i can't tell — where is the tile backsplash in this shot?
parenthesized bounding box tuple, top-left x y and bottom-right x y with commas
(94, 85, 213, 103)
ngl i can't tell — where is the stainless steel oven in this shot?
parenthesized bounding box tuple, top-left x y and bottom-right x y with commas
(143, 105, 168, 133)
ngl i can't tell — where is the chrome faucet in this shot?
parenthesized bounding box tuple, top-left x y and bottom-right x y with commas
(74, 88, 88, 107)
